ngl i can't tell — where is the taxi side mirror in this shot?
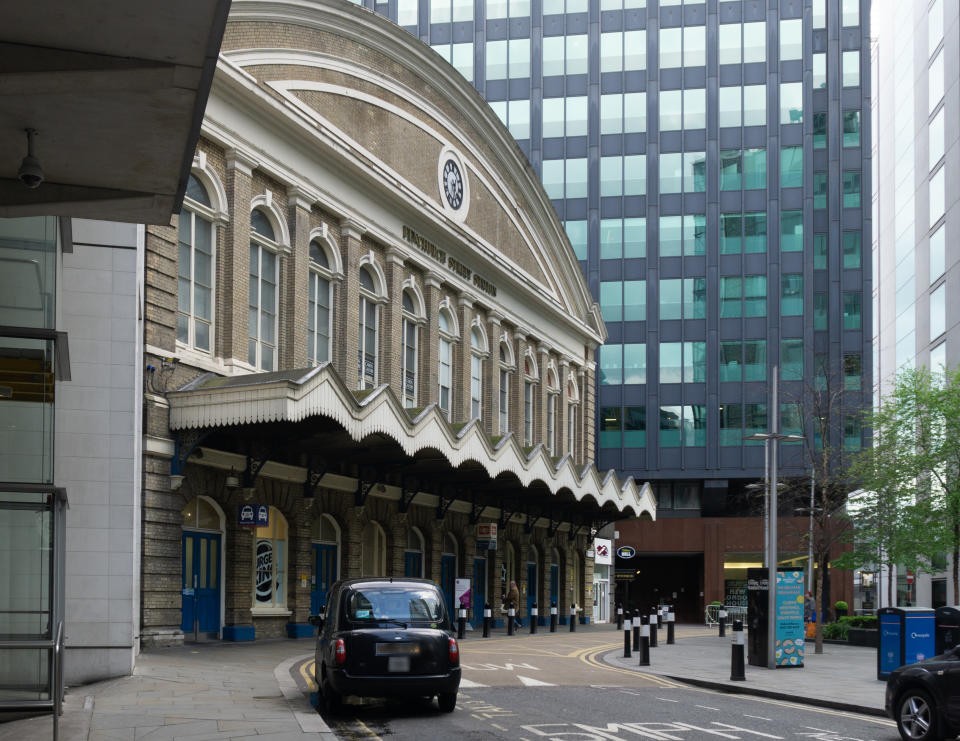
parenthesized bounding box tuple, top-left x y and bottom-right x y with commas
(308, 615, 325, 629)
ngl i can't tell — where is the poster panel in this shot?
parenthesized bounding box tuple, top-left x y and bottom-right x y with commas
(775, 569, 805, 667)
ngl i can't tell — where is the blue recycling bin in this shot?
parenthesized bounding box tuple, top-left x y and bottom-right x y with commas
(877, 606, 935, 679)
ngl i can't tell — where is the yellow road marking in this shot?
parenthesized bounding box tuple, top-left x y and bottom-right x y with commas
(579, 645, 684, 688)
(300, 659, 317, 692)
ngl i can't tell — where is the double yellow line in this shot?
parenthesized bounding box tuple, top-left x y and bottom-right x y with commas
(579, 643, 684, 688)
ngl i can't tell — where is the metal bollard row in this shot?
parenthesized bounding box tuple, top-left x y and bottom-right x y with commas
(730, 619, 746, 681)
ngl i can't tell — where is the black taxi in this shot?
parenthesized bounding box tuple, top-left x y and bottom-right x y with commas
(310, 578, 461, 714)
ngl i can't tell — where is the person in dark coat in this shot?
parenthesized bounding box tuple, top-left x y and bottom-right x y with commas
(505, 580, 523, 628)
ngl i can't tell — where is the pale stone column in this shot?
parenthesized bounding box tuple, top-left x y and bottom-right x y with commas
(582, 360, 597, 463)
(583, 542, 595, 622)
(220, 149, 256, 365)
(381, 248, 406, 396)
(337, 220, 364, 388)
(284, 187, 313, 369)
(558, 359, 570, 457)
(420, 272, 442, 408)
(454, 294, 476, 423)
(483, 311, 503, 436)
(536, 345, 552, 449)
(511, 329, 529, 447)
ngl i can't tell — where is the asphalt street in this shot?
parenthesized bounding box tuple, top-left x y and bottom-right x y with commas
(296, 634, 901, 741)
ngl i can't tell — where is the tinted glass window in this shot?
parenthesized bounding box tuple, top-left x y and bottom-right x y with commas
(345, 586, 446, 623)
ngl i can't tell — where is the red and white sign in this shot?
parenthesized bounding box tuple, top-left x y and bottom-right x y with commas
(593, 538, 612, 566)
(906, 571, 915, 585)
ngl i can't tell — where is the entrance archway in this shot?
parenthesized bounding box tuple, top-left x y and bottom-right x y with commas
(180, 496, 225, 638)
(361, 520, 386, 576)
(311, 514, 339, 615)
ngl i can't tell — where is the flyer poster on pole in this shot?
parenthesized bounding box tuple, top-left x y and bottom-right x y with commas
(775, 569, 805, 667)
(455, 578, 471, 609)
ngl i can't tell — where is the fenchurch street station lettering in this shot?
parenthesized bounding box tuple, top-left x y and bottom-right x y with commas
(402, 225, 497, 297)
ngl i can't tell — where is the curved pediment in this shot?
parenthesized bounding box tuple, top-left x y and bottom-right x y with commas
(221, 1, 603, 342)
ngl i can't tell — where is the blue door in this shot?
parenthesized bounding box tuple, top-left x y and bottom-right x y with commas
(472, 558, 487, 627)
(441, 555, 456, 619)
(527, 561, 538, 620)
(404, 551, 423, 577)
(550, 564, 559, 608)
(311, 543, 337, 616)
(181, 531, 220, 634)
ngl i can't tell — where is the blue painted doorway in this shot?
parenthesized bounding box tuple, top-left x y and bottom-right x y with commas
(311, 543, 337, 616)
(440, 554, 456, 619)
(472, 557, 487, 627)
(181, 531, 220, 634)
(527, 561, 538, 620)
(404, 551, 423, 577)
(550, 564, 559, 608)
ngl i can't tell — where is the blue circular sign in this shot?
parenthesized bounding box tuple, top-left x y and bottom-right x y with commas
(616, 545, 636, 559)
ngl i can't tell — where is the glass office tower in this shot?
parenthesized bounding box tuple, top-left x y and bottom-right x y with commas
(365, 0, 872, 610)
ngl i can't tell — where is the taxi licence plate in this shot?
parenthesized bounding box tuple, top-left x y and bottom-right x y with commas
(388, 656, 410, 672)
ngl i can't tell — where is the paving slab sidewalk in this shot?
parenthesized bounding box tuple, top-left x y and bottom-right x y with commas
(602, 628, 888, 716)
(0, 638, 334, 741)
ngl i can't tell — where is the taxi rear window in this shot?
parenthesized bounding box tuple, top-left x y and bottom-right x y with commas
(345, 587, 445, 623)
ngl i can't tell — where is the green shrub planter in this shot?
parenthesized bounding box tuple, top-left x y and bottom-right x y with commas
(847, 628, 878, 647)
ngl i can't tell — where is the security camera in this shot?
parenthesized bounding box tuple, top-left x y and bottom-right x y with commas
(18, 129, 44, 189)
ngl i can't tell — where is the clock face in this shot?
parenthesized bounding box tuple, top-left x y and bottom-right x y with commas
(442, 159, 463, 210)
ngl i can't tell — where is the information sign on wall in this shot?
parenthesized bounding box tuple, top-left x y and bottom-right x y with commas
(476, 522, 497, 550)
(238, 503, 269, 527)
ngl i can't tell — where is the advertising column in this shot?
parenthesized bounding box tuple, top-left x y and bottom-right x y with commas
(775, 570, 805, 667)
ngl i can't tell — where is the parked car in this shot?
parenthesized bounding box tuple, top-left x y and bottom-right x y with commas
(885, 645, 960, 740)
(310, 578, 461, 715)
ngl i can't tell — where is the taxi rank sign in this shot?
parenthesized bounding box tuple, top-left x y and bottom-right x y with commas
(238, 503, 269, 527)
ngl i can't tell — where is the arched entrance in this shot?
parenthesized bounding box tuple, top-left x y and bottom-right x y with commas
(311, 514, 339, 615)
(361, 520, 386, 576)
(440, 532, 457, 619)
(526, 544, 539, 621)
(404, 527, 424, 577)
(549, 547, 560, 612)
(180, 496, 224, 638)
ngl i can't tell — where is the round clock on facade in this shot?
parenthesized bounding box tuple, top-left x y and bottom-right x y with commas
(442, 158, 463, 210)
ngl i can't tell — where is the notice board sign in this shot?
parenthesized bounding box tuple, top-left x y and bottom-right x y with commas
(775, 569, 805, 667)
(455, 578, 471, 609)
(476, 522, 497, 550)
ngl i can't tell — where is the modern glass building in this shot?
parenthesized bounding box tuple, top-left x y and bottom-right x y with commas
(359, 0, 872, 617)
(872, 0, 956, 610)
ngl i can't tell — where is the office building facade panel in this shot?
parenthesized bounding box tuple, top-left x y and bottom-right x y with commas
(363, 0, 869, 616)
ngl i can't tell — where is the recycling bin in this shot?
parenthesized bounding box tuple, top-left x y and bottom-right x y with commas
(877, 606, 935, 679)
(934, 606, 960, 655)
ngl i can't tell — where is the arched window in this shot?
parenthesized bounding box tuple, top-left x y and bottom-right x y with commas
(401, 290, 419, 406)
(567, 377, 579, 457)
(405, 527, 424, 577)
(307, 240, 333, 365)
(249, 208, 279, 371)
(178, 174, 215, 352)
(546, 367, 559, 456)
(181, 496, 222, 531)
(499, 344, 510, 435)
(311, 513, 339, 544)
(253, 507, 287, 608)
(358, 266, 380, 389)
(438, 308, 455, 418)
(523, 355, 537, 447)
(361, 520, 387, 576)
(470, 327, 484, 420)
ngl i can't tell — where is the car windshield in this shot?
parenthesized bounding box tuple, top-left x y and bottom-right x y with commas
(345, 587, 445, 624)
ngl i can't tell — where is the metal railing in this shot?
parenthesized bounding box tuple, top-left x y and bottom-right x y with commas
(705, 604, 747, 626)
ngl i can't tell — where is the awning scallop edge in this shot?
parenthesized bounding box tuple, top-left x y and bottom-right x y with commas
(167, 363, 655, 521)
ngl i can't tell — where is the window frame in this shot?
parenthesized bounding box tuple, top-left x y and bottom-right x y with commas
(252, 507, 289, 613)
(249, 208, 282, 372)
(178, 175, 217, 355)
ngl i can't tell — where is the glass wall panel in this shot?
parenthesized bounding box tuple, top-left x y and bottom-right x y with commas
(781, 274, 803, 316)
(0, 337, 55, 484)
(744, 84, 766, 126)
(0, 217, 57, 330)
(781, 210, 803, 252)
(844, 110, 861, 147)
(780, 19, 802, 61)
(781, 82, 803, 124)
(781, 147, 802, 187)
(744, 213, 767, 253)
(719, 86, 741, 127)
(743, 22, 766, 64)
(843, 50, 860, 87)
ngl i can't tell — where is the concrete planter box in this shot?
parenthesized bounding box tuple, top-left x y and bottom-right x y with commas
(847, 627, 878, 647)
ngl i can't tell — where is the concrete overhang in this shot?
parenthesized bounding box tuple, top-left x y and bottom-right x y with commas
(0, 0, 230, 224)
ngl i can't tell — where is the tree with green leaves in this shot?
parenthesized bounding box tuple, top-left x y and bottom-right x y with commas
(840, 366, 958, 603)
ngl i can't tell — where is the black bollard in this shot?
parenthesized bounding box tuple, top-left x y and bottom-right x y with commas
(731, 619, 746, 681)
(482, 603, 491, 638)
(550, 601, 558, 632)
(616, 603, 624, 631)
(666, 610, 675, 645)
(530, 603, 538, 634)
(649, 609, 658, 648)
(638, 615, 650, 666)
(507, 607, 515, 636)
(632, 612, 640, 651)
(569, 604, 577, 632)
(718, 607, 727, 638)
(457, 606, 466, 639)
(623, 618, 632, 658)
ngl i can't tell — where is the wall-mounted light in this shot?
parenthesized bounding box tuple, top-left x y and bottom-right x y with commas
(225, 470, 240, 490)
(18, 128, 45, 189)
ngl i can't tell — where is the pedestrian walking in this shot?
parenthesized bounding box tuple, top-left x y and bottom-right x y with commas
(505, 580, 523, 629)
(804, 590, 816, 639)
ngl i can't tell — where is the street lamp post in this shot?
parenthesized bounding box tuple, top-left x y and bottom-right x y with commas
(745, 367, 804, 669)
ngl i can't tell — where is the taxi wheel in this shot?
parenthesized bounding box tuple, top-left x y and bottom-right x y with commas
(438, 691, 457, 713)
(320, 666, 343, 716)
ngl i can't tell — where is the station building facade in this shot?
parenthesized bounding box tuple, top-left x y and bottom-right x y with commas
(140, 0, 655, 645)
